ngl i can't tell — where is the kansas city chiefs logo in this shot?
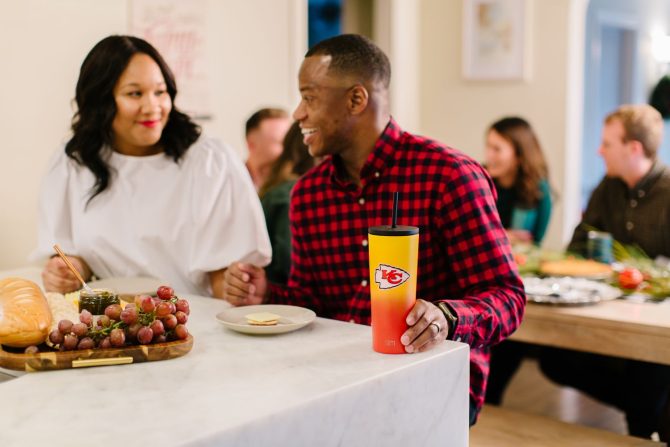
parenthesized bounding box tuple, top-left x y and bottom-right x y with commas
(374, 264, 410, 289)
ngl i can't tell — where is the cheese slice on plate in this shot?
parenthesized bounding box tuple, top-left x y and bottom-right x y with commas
(245, 312, 280, 326)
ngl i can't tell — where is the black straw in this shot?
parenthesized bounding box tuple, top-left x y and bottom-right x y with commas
(392, 191, 399, 228)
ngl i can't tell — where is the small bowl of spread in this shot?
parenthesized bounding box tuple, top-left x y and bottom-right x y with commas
(78, 288, 120, 315)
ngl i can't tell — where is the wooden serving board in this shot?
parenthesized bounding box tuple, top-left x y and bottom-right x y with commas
(0, 335, 193, 371)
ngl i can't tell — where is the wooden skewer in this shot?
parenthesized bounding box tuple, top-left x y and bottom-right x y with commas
(52, 244, 94, 293)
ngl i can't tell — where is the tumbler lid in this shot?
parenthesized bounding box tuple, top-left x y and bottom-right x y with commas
(368, 225, 419, 236)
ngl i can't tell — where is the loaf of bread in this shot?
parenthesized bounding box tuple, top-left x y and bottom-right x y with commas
(0, 277, 52, 347)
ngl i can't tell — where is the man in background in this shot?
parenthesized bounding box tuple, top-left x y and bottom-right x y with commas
(568, 104, 670, 257)
(245, 108, 291, 191)
(544, 104, 670, 440)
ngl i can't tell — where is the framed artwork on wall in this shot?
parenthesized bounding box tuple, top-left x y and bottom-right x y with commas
(130, 0, 212, 120)
(462, 0, 531, 80)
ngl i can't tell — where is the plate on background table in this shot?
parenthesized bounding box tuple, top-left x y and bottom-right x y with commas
(87, 277, 167, 299)
(523, 276, 621, 305)
(216, 305, 316, 335)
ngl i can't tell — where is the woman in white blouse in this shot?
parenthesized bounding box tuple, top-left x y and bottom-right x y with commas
(34, 35, 271, 297)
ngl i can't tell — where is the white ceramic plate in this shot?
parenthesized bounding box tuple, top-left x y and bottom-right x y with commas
(216, 305, 316, 335)
(87, 277, 167, 298)
(523, 276, 621, 305)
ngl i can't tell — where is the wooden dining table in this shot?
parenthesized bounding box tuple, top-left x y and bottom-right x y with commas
(510, 295, 670, 366)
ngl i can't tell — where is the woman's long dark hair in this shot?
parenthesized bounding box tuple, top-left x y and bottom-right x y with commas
(489, 117, 549, 207)
(65, 35, 201, 203)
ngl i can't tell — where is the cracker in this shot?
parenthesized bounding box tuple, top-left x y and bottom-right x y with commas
(245, 311, 280, 326)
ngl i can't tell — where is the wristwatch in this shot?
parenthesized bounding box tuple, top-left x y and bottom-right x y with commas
(436, 301, 458, 339)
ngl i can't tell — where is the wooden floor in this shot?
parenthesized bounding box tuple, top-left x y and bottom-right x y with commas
(503, 358, 628, 433)
(472, 405, 661, 447)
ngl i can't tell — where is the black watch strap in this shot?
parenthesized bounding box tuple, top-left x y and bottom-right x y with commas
(437, 301, 458, 339)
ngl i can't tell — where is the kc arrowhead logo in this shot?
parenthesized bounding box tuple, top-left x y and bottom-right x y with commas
(374, 264, 410, 289)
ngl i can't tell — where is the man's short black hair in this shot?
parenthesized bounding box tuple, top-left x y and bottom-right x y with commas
(305, 34, 391, 89)
(245, 108, 288, 136)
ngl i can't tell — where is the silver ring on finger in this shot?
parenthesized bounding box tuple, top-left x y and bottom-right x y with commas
(430, 322, 441, 335)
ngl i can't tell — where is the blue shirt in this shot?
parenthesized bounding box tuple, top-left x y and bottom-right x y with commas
(494, 178, 552, 244)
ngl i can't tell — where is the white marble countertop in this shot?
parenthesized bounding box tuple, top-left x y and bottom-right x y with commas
(0, 286, 469, 446)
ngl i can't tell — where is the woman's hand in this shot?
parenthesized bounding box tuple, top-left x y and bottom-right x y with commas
(42, 255, 92, 293)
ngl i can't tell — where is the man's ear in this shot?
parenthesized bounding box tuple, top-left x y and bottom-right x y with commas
(246, 135, 256, 153)
(348, 84, 369, 115)
(629, 139, 645, 157)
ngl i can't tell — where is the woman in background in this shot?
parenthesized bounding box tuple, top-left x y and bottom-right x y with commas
(484, 116, 552, 405)
(259, 121, 317, 285)
(484, 116, 552, 245)
(34, 35, 271, 297)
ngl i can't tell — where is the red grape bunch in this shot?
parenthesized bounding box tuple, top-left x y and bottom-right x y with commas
(38, 285, 190, 353)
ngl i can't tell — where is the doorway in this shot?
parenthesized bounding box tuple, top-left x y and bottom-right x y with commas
(581, 14, 638, 209)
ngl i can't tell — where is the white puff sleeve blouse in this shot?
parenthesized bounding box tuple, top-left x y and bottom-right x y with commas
(32, 136, 272, 296)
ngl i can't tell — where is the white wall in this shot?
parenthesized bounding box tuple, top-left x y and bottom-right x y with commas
(0, 0, 306, 269)
(4, 0, 668, 268)
(373, 0, 421, 134)
(418, 0, 576, 250)
(581, 0, 670, 206)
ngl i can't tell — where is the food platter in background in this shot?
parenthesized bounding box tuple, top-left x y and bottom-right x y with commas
(512, 243, 613, 279)
(523, 276, 621, 305)
(513, 242, 670, 302)
(538, 259, 613, 280)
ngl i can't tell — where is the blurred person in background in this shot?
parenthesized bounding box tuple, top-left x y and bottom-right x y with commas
(259, 121, 318, 284)
(484, 116, 552, 245)
(543, 104, 670, 440)
(33, 35, 270, 297)
(567, 104, 669, 258)
(483, 116, 553, 405)
(245, 108, 291, 191)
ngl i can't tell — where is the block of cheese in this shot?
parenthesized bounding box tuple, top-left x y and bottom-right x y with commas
(0, 277, 52, 348)
(44, 292, 80, 347)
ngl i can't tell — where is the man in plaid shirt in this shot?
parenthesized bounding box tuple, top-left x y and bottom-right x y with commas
(223, 34, 525, 425)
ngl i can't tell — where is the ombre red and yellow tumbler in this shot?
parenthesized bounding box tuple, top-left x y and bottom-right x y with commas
(368, 224, 419, 354)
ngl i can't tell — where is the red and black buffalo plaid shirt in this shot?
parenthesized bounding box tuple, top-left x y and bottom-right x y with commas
(268, 118, 525, 416)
